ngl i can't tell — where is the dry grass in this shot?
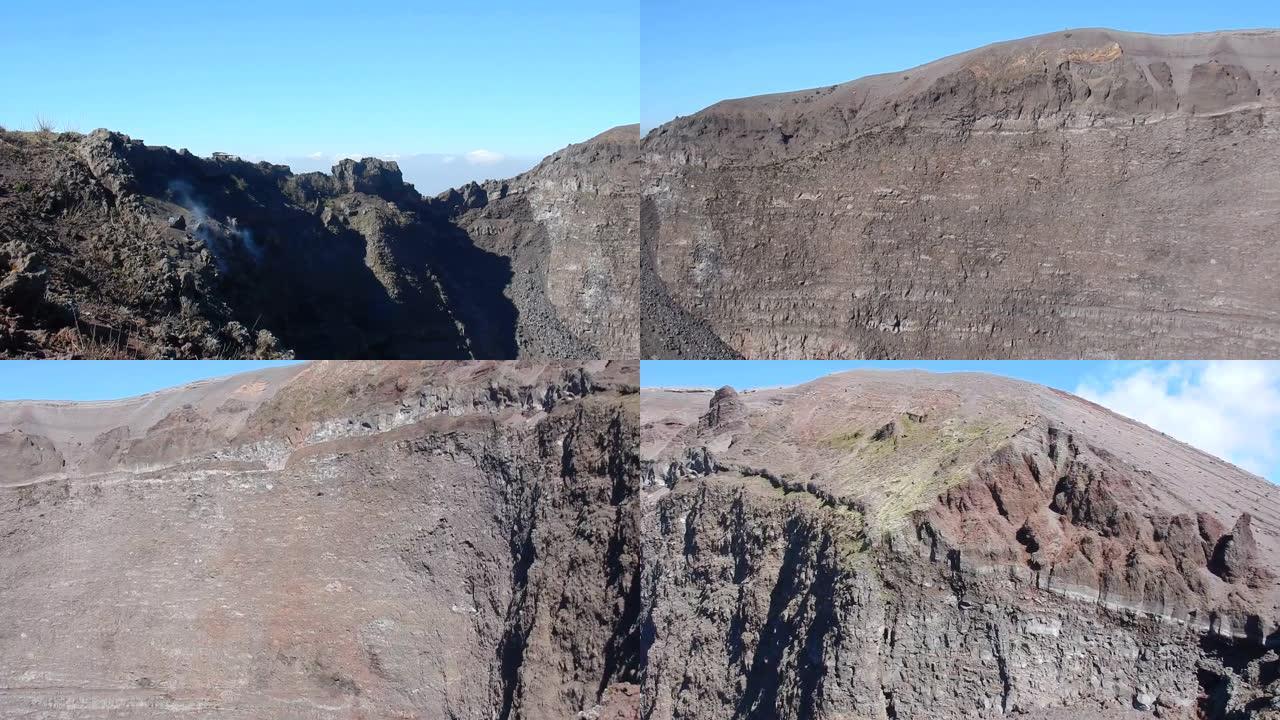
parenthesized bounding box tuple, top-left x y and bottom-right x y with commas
(824, 429, 863, 450)
(1063, 42, 1123, 64)
(60, 324, 138, 359)
(35, 115, 55, 134)
(824, 413, 1021, 529)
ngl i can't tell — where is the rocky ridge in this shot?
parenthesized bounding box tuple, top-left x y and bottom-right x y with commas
(642, 29, 1280, 358)
(0, 124, 638, 359)
(0, 360, 641, 719)
(640, 371, 1280, 719)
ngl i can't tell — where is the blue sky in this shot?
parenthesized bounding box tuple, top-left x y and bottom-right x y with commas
(641, 360, 1111, 393)
(0, 1, 637, 192)
(0, 361, 302, 402)
(641, 361, 1280, 483)
(642, 0, 1280, 129)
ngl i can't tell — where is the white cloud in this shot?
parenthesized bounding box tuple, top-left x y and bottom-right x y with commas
(441, 155, 457, 164)
(1075, 362, 1280, 480)
(465, 149, 505, 165)
(307, 151, 325, 159)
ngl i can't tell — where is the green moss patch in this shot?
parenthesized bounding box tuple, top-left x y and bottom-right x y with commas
(822, 413, 1019, 529)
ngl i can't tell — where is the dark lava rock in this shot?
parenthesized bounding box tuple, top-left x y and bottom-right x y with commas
(0, 124, 636, 358)
(332, 157, 407, 200)
(0, 244, 48, 311)
(1211, 512, 1258, 583)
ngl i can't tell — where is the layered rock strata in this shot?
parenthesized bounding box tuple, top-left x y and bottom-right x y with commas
(0, 360, 641, 720)
(642, 29, 1280, 358)
(640, 371, 1280, 719)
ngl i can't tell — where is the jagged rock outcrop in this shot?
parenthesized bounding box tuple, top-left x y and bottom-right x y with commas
(1212, 514, 1262, 585)
(0, 125, 637, 359)
(642, 29, 1280, 359)
(0, 360, 641, 719)
(703, 386, 746, 429)
(640, 371, 1280, 719)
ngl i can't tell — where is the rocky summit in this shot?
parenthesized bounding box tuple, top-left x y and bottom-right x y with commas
(641, 371, 1280, 719)
(0, 361, 642, 719)
(0, 124, 638, 359)
(642, 29, 1280, 359)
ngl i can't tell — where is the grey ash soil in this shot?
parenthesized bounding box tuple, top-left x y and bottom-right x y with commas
(0, 124, 638, 359)
(0, 360, 642, 720)
(641, 371, 1280, 719)
(643, 28, 1280, 359)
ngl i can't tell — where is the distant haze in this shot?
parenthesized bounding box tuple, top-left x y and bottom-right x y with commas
(4, 116, 547, 195)
(270, 151, 542, 195)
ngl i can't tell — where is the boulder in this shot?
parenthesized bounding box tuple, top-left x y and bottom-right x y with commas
(332, 157, 406, 199)
(176, 269, 197, 296)
(460, 181, 488, 210)
(76, 129, 138, 198)
(704, 385, 746, 429)
(1211, 513, 1257, 582)
(0, 245, 48, 312)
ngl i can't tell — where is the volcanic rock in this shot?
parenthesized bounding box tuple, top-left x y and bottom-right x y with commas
(1212, 513, 1261, 584)
(701, 385, 748, 434)
(0, 124, 638, 359)
(331, 157, 407, 200)
(0, 242, 47, 311)
(640, 370, 1280, 719)
(0, 360, 641, 719)
(642, 29, 1280, 358)
(448, 124, 640, 358)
